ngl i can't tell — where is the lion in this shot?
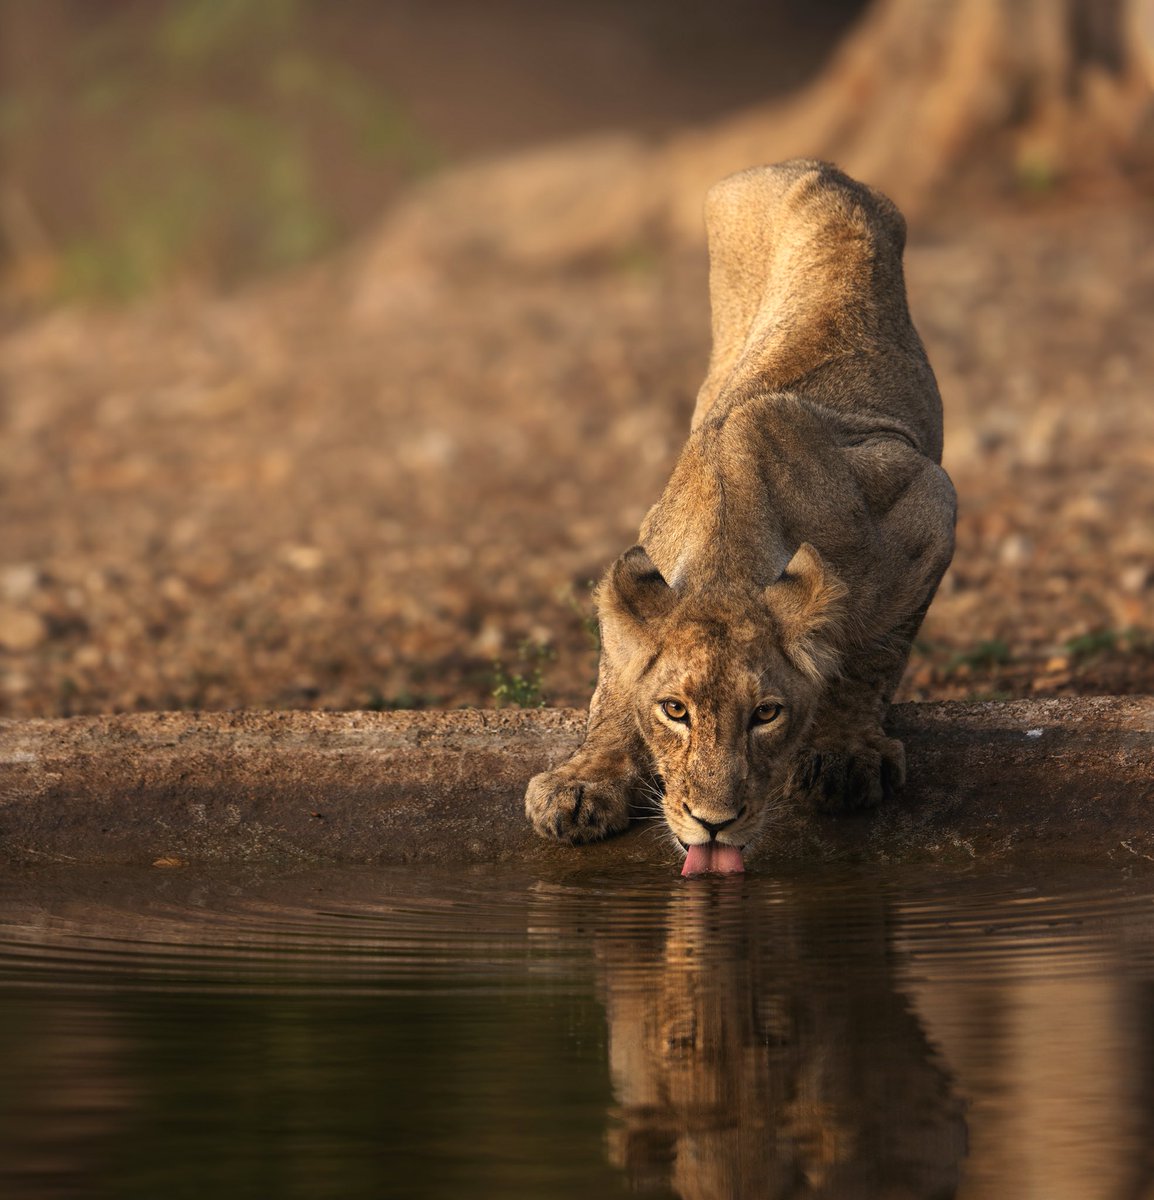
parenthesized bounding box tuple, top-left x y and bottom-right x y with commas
(525, 160, 956, 871)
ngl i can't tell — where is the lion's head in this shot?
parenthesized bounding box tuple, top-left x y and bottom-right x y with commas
(596, 541, 846, 871)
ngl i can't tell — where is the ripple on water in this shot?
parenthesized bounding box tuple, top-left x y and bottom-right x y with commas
(1, 862, 1151, 993)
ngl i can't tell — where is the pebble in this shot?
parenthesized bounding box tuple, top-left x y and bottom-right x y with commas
(999, 534, 1033, 567)
(1121, 563, 1152, 595)
(0, 564, 40, 602)
(0, 607, 48, 651)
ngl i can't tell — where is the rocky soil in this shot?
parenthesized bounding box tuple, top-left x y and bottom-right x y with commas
(1, 188, 1152, 717)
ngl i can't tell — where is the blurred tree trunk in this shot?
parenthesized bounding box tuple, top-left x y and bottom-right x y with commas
(671, 0, 1154, 222)
(809, 0, 1154, 196)
(355, 0, 1154, 296)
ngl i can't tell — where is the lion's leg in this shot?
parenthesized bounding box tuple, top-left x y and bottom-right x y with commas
(789, 609, 925, 813)
(792, 460, 954, 813)
(525, 673, 646, 844)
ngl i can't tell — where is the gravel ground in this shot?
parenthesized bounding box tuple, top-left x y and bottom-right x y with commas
(1, 198, 1152, 717)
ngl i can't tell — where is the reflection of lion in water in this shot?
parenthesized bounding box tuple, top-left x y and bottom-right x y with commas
(527, 160, 955, 869)
(595, 883, 966, 1199)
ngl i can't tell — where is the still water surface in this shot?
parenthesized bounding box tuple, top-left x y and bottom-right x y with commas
(1, 862, 1153, 1199)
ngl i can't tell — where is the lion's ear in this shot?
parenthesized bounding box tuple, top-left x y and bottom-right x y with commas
(767, 542, 847, 681)
(596, 545, 676, 656)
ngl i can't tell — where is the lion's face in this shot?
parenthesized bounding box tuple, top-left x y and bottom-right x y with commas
(597, 542, 846, 862)
(635, 620, 822, 854)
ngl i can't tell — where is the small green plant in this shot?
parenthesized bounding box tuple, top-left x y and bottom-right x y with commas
(491, 641, 552, 708)
(946, 639, 1012, 673)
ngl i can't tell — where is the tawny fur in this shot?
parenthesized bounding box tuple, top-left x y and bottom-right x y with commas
(525, 160, 955, 854)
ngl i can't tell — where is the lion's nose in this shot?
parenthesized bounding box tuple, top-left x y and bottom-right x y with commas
(687, 805, 745, 838)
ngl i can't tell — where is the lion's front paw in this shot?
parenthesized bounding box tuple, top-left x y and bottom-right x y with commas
(525, 768, 631, 844)
(790, 735, 906, 814)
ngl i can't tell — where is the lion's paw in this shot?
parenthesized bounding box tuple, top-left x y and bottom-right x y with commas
(525, 768, 631, 844)
(790, 734, 905, 814)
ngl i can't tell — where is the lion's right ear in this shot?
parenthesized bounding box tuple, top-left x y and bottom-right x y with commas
(766, 542, 847, 682)
(596, 545, 676, 656)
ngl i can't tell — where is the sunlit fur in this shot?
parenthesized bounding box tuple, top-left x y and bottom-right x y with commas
(525, 159, 956, 854)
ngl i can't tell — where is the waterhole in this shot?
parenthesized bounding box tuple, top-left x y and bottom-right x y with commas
(1, 862, 1152, 1198)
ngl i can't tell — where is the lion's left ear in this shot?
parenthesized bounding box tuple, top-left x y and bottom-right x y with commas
(766, 542, 847, 681)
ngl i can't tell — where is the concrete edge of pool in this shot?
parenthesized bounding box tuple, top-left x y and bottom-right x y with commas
(0, 697, 1151, 868)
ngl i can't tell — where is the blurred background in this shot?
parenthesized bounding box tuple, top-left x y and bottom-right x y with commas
(1, 0, 1152, 716)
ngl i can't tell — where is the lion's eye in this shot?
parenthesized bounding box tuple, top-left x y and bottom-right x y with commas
(752, 702, 783, 725)
(660, 699, 689, 722)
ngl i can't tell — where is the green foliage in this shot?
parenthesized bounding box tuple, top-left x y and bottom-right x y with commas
(492, 641, 553, 708)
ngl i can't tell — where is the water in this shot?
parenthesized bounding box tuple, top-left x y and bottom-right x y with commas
(1, 862, 1153, 1200)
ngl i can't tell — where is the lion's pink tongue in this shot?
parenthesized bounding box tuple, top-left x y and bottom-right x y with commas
(681, 844, 712, 877)
(681, 843, 745, 877)
(711, 844, 745, 875)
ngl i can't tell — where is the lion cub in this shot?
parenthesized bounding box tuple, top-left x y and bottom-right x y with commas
(526, 160, 955, 872)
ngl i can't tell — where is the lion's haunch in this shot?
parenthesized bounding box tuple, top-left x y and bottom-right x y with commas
(681, 844, 745, 877)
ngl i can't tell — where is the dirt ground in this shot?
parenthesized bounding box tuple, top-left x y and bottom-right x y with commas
(1, 184, 1152, 717)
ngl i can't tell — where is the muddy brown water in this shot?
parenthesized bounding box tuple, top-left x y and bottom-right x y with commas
(1, 862, 1153, 1198)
